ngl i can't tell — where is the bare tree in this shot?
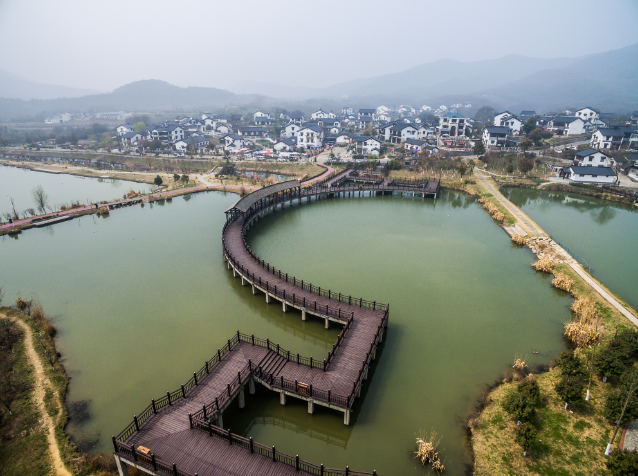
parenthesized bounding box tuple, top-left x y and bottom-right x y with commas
(9, 197, 19, 221)
(31, 185, 49, 214)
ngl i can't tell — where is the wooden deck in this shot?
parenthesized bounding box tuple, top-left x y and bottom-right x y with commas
(114, 177, 439, 476)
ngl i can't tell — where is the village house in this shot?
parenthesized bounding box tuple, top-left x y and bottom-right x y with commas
(116, 123, 134, 136)
(288, 112, 305, 125)
(253, 111, 271, 120)
(356, 136, 381, 155)
(358, 108, 376, 120)
(311, 110, 330, 120)
(120, 131, 143, 146)
(273, 137, 297, 152)
(493, 111, 514, 127)
(356, 116, 374, 130)
(482, 126, 511, 149)
(174, 136, 209, 152)
(574, 148, 615, 167)
(574, 107, 600, 122)
(341, 107, 354, 115)
(387, 123, 419, 144)
(220, 134, 251, 151)
(404, 138, 427, 152)
(213, 123, 233, 136)
(44, 113, 72, 124)
(546, 116, 586, 136)
(559, 165, 617, 184)
(501, 116, 523, 135)
(296, 125, 324, 149)
(335, 132, 356, 145)
(519, 111, 537, 122)
(148, 124, 184, 143)
(317, 118, 341, 128)
(254, 116, 273, 126)
(591, 128, 625, 149)
(438, 112, 470, 136)
(238, 126, 269, 138)
(284, 122, 301, 138)
(377, 112, 392, 122)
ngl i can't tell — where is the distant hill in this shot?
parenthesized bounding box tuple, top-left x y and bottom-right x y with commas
(0, 80, 271, 121)
(306, 43, 638, 111)
(0, 69, 98, 100)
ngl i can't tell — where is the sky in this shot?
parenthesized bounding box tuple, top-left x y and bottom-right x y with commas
(0, 0, 637, 94)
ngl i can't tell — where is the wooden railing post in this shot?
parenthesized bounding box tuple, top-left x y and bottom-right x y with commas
(131, 445, 137, 461)
(181, 385, 186, 397)
(152, 454, 157, 471)
(133, 415, 139, 431)
(172, 463, 178, 476)
(272, 446, 276, 462)
(228, 429, 232, 445)
(151, 399, 156, 414)
(250, 437, 254, 453)
(112, 436, 118, 453)
(189, 413, 193, 428)
(167, 391, 172, 405)
(296, 455, 300, 471)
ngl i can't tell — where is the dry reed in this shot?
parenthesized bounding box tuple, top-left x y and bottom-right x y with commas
(31, 301, 57, 337)
(531, 257, 554, 273)
(513, 357, 527, 373)
(511, 234, 526, 246)
(413, 430, 445, 473)
(478, 198, 506, 222)
(552, 273, 574, 293)
(96, 207, 110, 216)
(564, 298, 602, 348)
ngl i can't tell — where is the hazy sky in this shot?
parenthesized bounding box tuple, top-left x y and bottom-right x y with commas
(1, 0, 637, 93)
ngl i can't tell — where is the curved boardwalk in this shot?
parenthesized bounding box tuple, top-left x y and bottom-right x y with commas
(113, 176, 439, 476)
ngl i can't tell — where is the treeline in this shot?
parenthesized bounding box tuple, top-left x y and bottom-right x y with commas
(0, 123, 113, 147)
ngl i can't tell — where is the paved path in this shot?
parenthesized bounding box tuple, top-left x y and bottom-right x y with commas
(474, 171, 545, 237)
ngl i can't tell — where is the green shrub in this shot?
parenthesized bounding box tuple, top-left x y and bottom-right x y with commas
(595, 341, 632, 378)
(502, 377, 541, 421)
(603, 390, 638, 424)
(515, 422, 537, 451)
(555, 375, 585, 404)
(617, 329, 638, 357)
(556, 350, 587, 377)
(606, 448, 638, 475)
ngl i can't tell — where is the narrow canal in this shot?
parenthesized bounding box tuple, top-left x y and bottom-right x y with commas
(0, 166, 154, 217)
(503, 187, 638, 311)
(0, 188, 572, 475)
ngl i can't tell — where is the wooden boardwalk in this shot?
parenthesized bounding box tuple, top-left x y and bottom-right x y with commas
(113, 177, 439, 476)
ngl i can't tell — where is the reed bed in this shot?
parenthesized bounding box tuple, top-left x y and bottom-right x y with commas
(478, 197, 506, 223)
(551, 273, 574, 293)
(513, 357, 527, 373)
(511, 234, 526, 246)
(413, 430, 445, 473)
(531, 257, 554, 273)
(565, 298, 602, 348)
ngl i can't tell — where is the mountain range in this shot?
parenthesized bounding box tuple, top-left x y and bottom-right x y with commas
(1, 43, 637, 121)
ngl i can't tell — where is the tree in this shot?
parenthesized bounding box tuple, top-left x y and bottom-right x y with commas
(154, 175, 163, 186)
(32, 184, 49, 214)
(506, 164, 514, 174)
(595, 341, 632, 379)
(474, 106, 494, 126)
(555, 375, 585, 404)
(556, 350, 587, 377)
(132, 122, 147, 135)
(180, 174, 189, 184)
(522, 117, 538, 136)
(100, 133, 114, 151)
(617, 329, 638, 357)
(515, 422, 537, 455)
(607, 448, 638, 475)
(173, 173, 180, 183)
(473, 141, 485, 155)
(519, 156, 535, 175)
(519, 139, 534, 152)
(502, 376, 541, 420)
(606, 369, 638, 455)
(458, 162, 467, 179)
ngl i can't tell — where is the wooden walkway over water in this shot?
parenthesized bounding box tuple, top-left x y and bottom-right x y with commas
(113, 176, 439, 476)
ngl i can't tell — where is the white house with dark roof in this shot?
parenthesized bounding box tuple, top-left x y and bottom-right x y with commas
(546, 116, 586, 136)
(482, 126, 511, 149)
(238, 126, 269, 138)
(356, 116, 374, 130)
(273, 137, 297, 152)
(174, 136, 209, 152)
(574, 107, 599, 122)
(120, 131, 142, 146)
(574, 148, 614, 168)
(341, 107, 354, 115)
(335, 132, 355, 145)
(559, 165, 617, 184)
(296, 125, 324, 148)
(388, 123, 419, 144)
(220, 134, 250, 151)
(358, 109, 376, 120)
(356, 136, 381, 155)
(311, 110, 329, 120)
(404, 138, 427, 152)
(148, 124, 184, 143)
(494, 111, 514, 126)
(502, 116, 523, 135)
(284, 122, 301, 138)
(439, 112, 470, 136)
(288, 112, 305, 125)
(254, 116, 272, 126)
(253, 111, 271, 120)
(116, 123, 134, 136)
(591, 128, 625, 150)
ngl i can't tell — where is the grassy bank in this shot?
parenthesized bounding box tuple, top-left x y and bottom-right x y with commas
(0, 307, 117, 476)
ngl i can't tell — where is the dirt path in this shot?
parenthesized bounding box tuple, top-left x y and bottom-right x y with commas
(1, 313, 72, 476)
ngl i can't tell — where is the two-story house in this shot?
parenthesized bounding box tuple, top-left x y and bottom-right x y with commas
(546, 116, 586, 136)
(574, 107, 600, 122)
(590, 128, 625, 149)
(574, 148, 614, 167)
(356, 136, 381, 155)
(438, 112, 470, 136)
(482, 126, 511, 149)
(296, 125, 324, 148)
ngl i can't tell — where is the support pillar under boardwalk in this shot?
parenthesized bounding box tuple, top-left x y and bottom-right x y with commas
(344, 410, 351, 425)
(266, 294, 271, 304)
(308, 400, 314, 414)
(241, 276, 246, 286)
(363, 366, 368, 380)
(252, 284, 256, 295)
(301, 309, 306, 321)
(233, 268, 236, 278)
(239, 387, 245, 409)
(282, 301, 288, 312)
(280, 392, 286, 405)
(325, 318, 329, 329)
(114, 455, 131, 476)
(249, 376, 255, 394)
(217, 413, 224, 430)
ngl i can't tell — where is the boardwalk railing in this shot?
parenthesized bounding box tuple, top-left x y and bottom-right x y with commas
(113, 440, 194, 476)
(188, 420, 377, 476)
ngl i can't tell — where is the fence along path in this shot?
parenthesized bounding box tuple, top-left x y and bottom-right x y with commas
(113, 178, 438, 476)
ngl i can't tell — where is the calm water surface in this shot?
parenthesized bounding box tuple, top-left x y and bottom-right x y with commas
(504, 188, 638, 310)
(0, 166, 154, 216)
(0, 189, 572, 475)
(240, 170, 291, 182)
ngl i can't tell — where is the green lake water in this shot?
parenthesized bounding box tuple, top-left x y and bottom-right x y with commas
(0, 189, 573, 475)
(0, 166, 154, 216)
(503, 188, 638, 311)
